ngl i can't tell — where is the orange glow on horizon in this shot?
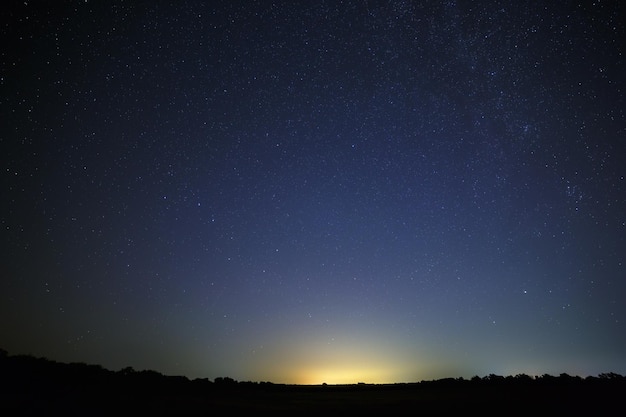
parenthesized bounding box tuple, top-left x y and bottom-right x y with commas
(236, 322, 452, 385)
(291, 365, 400, 385)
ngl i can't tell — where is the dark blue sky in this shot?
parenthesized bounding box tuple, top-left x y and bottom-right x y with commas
(2, 1, 625, 384)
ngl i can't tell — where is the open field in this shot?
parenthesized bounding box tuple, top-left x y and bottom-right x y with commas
(2, 353, 624, 415)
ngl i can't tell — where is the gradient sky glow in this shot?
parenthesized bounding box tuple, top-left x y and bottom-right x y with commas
(2, 1, 625, 384)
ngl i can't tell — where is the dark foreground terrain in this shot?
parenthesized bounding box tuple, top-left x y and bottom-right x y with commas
(1, 351, 624, 416)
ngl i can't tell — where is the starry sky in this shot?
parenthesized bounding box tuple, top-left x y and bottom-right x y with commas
(1, 1, 625, 385)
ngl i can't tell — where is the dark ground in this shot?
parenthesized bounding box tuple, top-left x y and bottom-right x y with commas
(1, 351, 624, 416)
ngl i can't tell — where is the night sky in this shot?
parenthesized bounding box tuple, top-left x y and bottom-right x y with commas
(2, 1, 625, 385)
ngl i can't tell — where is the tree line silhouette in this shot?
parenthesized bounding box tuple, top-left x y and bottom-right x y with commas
(1, 348, 624, 415)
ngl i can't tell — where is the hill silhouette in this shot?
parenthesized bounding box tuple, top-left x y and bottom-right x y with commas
(1, 348, 624, 415)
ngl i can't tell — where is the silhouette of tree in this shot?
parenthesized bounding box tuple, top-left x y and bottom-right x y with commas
(484, 373, 504, 383)
(599, 372, 622, 380)
(214, 376, 236, 385)
(514, 373, 533, 381)
(120, 366, 136, 376)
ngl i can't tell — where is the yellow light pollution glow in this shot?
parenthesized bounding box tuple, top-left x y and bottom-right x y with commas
(293, 364, 400, 386)
(237, 322, 436, 385)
